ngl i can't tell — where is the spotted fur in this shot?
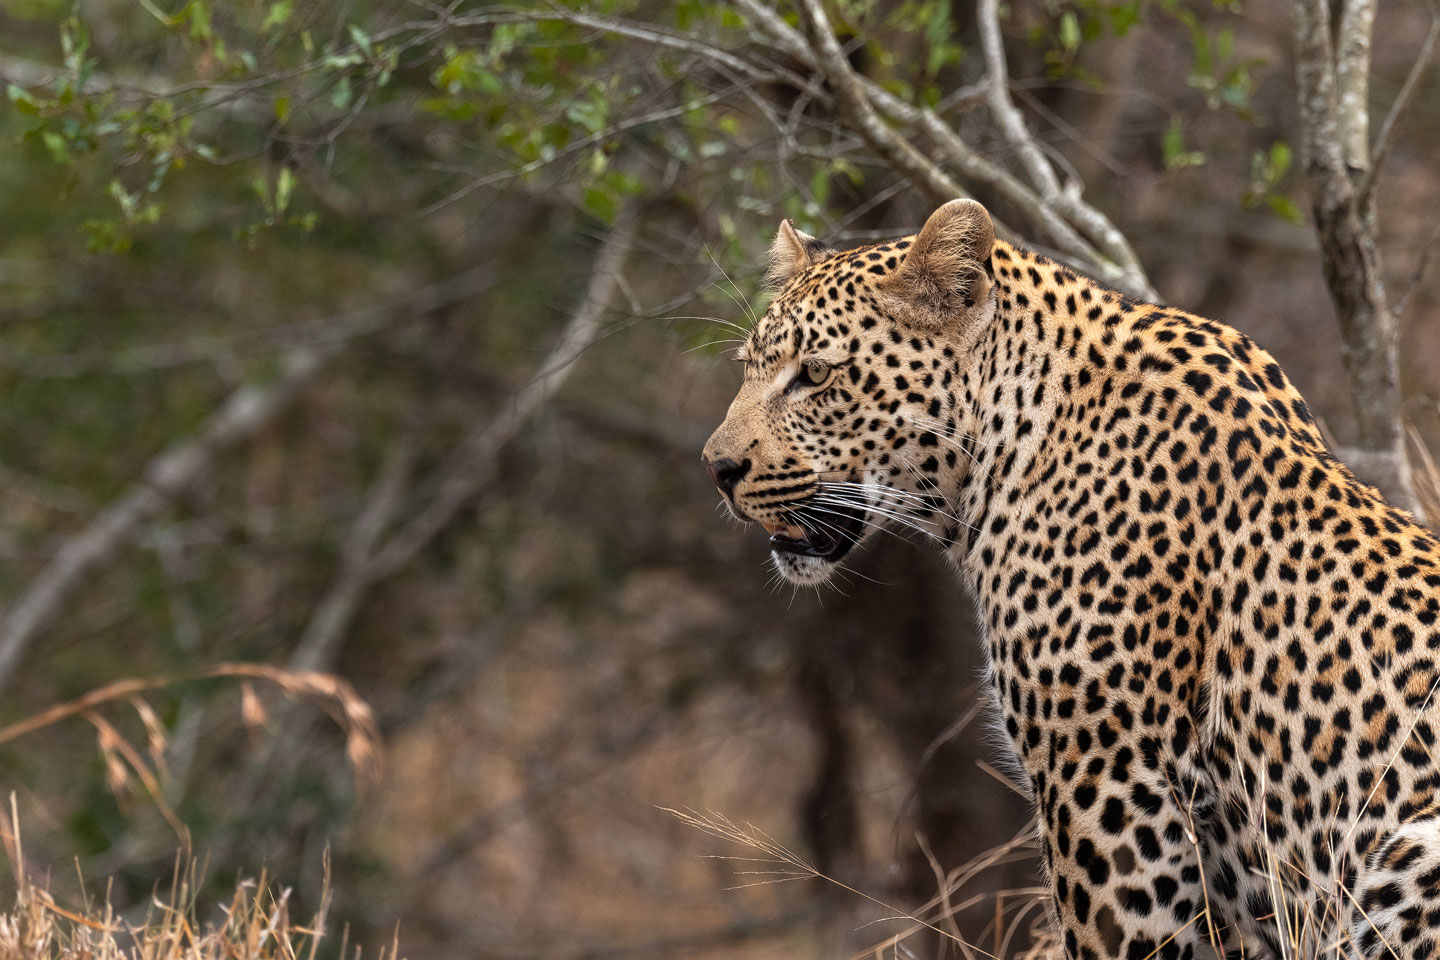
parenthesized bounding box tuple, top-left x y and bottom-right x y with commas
(702, 200, 1440, 959)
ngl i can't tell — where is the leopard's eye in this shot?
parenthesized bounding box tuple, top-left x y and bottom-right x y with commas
(789, 360, 832, 391)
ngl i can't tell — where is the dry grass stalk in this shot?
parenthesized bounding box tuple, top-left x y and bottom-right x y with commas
(1407, 422, 1440, 529)
(0, 807, 395, 960)
(0, 662, 382, 792)
(664, 807, 1061, 960)
(669, 794, 1419, 960)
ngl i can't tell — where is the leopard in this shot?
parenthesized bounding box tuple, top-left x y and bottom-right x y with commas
(701, 199, 1440, 959)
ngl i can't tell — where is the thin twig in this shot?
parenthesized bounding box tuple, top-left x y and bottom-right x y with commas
(790, 0, 969, 206)
(1362, 2, 1440, 202)
(367, 203, 639, 579)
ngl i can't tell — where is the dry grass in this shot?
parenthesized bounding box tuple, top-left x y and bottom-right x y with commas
(665, 807, 1062, 960)
(0, 800, 401, 960)
(0, 663, 382, 843)
(1408, 422, 1440, 530)
(669, 796, 1413, 960)
(0, 664, 391, 958)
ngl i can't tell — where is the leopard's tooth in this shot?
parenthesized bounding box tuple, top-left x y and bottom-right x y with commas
(761, 518, 807, 539)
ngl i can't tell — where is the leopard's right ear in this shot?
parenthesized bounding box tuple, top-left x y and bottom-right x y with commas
(880, 199, 995, 328)
(765, 220, 831, 288)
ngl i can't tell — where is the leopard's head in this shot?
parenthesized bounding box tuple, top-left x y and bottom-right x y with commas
(702, 200, 998, 585)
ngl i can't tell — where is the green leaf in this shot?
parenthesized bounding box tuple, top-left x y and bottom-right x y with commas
(1108, 3, 1141, 36)
(1059, 11, 1081, 52)
(1268, 141, 1291, 180)
(6, 84, 39, 115)
(583, 186, 619, 223)
(330, 75, 353, 110)
(275, 167, 295, 214)
(1216, 27, 1234, 62)
(832, 158, 864, 185)
(80, 218, 130, 253)
(261, 0, 293, 32)
(178, 1, 213, 42)
(565, 93, 607, 135)
(322, 52, 364, 69)
(1161, 117, 1205, 170)
(1265, 194, 1303, 224)
(41, 130, 72, 164)
(347, 24, 372, 56)
(810, 167, 831, 206)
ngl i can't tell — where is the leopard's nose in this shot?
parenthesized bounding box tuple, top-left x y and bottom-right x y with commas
(703, 457, 750, 495)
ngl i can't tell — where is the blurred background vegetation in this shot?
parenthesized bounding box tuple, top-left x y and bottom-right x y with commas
(0, 0, 1437, 956)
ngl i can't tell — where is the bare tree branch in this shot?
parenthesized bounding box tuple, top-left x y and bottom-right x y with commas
(218, 207, 641, 861)
(974, 0, 1153, 298)
(367, 204, 639, 580)
(1334, 0, 1376, 173)
(0, 349, 327, 693)
(1395, 220, 1440, 318)
(790, 0, 970, 207)
(0, 270, 497, 693)
(737, 0, 1155, 299)
(226, 434, 418, 817)
(1293, 0, 1413, 507)
(1363, 3, 1440, 203)
(0, 266, 497, 379)
(976, 0, 1065, 214)
(289, 437, 417, 673)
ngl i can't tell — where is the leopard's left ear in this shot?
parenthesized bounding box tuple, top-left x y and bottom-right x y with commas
(765, 219, 833, 288)
(882, 199, 994, 326)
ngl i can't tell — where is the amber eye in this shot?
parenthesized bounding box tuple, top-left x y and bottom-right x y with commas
(789, 360, 832, 392)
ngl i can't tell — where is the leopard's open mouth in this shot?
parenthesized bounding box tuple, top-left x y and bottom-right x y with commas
(761, 504, 864, 562)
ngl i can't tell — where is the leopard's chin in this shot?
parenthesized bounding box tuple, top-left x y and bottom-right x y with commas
(770, 549, 845, 586)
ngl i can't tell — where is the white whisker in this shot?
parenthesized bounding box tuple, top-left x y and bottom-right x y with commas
(656, 313, 752, 336)
(700, 237, 759, 327)
(817, 481, 964, 524)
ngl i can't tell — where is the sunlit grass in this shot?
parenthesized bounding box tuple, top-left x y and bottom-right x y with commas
(0, 802, 400, 960)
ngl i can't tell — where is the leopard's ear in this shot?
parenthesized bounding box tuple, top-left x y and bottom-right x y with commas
(882, 199, 995, 325)
(765, 219, 831, 288)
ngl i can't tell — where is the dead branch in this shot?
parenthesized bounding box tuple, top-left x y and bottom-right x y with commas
(1363, 4, 1440, 203)
(1293, 0, 1414, 507)
(366, 203, 639, 580)
(0, 266, 496, 379)
(976, 0, 1065, 218)
(790, 0, 970, 206)
(0, 349, 326, 694)
(0, 270, 496, 693)
(227, 436, 417, 809)
(219, 204, 639, 839)
(738, 0, 1155, 299)
(974, 0, 1152, 297)
(288, 437, 417, 674)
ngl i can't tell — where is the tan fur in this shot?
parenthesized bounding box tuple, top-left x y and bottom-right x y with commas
(765, 219, 821, 288)
(880, 199, 994, 325)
